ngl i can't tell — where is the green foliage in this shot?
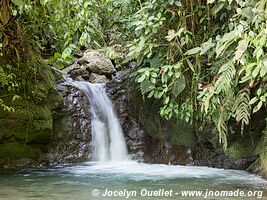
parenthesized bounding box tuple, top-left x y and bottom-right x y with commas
(233, 89, 251, 136)
(126, 0, 267, 149)
(1, 0, 266, 150)
(1, 0, 134, 64)
(0, 0, 134, 110)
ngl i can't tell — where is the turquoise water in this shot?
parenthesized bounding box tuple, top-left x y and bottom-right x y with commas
(0, 162, 266, 200)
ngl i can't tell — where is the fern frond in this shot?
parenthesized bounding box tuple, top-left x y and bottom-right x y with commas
(215, 60, 236, 93)
(217, 111, 228, 150)
(216, 91, 235, 150)
(233, 88, 251, 135)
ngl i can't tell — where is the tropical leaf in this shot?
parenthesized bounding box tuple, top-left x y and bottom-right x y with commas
(171, 75, 186, 97)
(233, 89, 251, 135)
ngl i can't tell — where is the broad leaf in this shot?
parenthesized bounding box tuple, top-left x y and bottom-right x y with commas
(141, 80, 155, 94)
(234, 39, 248, 61)
(11, 0, 24, 6)
(185, 47, 201, 55)
(207, 0, 215, 4)
(171, 75, 186, 97)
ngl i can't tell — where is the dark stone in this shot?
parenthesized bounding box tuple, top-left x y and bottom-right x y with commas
(192, 144, 258, 170)
(47, 84, 91, 165)
(4, 158, 37, 169)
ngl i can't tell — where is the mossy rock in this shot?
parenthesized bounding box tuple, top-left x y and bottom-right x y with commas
(168, 121, 195, 147)
(250, 127, 267, 178)
(0, 143, 42, 167)
(0, 101, 53, 120)
(226, 141, 255, 159)
(0, 108, 53, 144)
(11, 119, 53, 144)
(127, 91, 195, 147)
(28, 119, 53, 144)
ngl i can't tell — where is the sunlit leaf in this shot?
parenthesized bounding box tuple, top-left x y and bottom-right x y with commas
(185, 47, 201, 55)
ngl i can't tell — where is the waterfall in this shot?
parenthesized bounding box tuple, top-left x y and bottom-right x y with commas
(68, 81, 128, 162)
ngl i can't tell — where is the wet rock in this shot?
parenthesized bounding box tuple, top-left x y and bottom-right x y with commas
(107, 70, 145, 161)
(192, 144, 258, 170)
(89, 73, 109, 83)
(76, 76, 85, 81)
(143, 136, 192, 165)
(61, 64, 90, 80)
(4, 158, 37, 169)
(49, 84, 91, 164)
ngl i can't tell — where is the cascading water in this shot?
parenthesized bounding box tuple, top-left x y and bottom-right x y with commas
(69, 81, 128, 162)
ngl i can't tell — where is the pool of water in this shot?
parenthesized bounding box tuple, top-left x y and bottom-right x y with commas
(0, 162, 266, 200)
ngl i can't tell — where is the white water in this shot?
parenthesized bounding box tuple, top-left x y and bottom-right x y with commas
(65, 161, 267, 185)
(69, 81, 128, 162)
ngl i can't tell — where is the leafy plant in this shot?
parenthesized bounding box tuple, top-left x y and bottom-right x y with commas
(126, 0, 267, 149)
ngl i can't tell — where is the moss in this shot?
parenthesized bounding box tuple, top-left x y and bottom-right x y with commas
(29, 119, 53, 144)
(253, 128, 267, 178)
(127, 90, 195, 147)
(226, 142, 254, 159)
(0, 61, 62, 168)
(0, 101, 53, 121)
(47, 89, 63, 110)
(0, 143, 42, 167)
(168, 121, 195, 147)
(0, 105, 53, 143)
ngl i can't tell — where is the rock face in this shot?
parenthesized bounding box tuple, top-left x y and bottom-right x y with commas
(46, 84, 91, 164)
(192, 144, 258, 170)
(107, 70, 144, 161)
(40, 49, 116, 164)
(248, 123, 267, 178)
(89, 73, 109, 83)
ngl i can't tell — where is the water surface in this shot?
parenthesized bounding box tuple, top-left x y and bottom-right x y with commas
(0, 162, 266, 200)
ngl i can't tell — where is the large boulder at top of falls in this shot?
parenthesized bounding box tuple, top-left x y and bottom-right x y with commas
(78, 50, 116, 75)
(60, 50, 115, 82)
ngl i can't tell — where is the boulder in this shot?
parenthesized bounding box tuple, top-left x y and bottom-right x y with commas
(61, 64, 90, 80)
(89, 73, 109, 83)
(61, 63, 82, 75)
(79, 50, 116, 75)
